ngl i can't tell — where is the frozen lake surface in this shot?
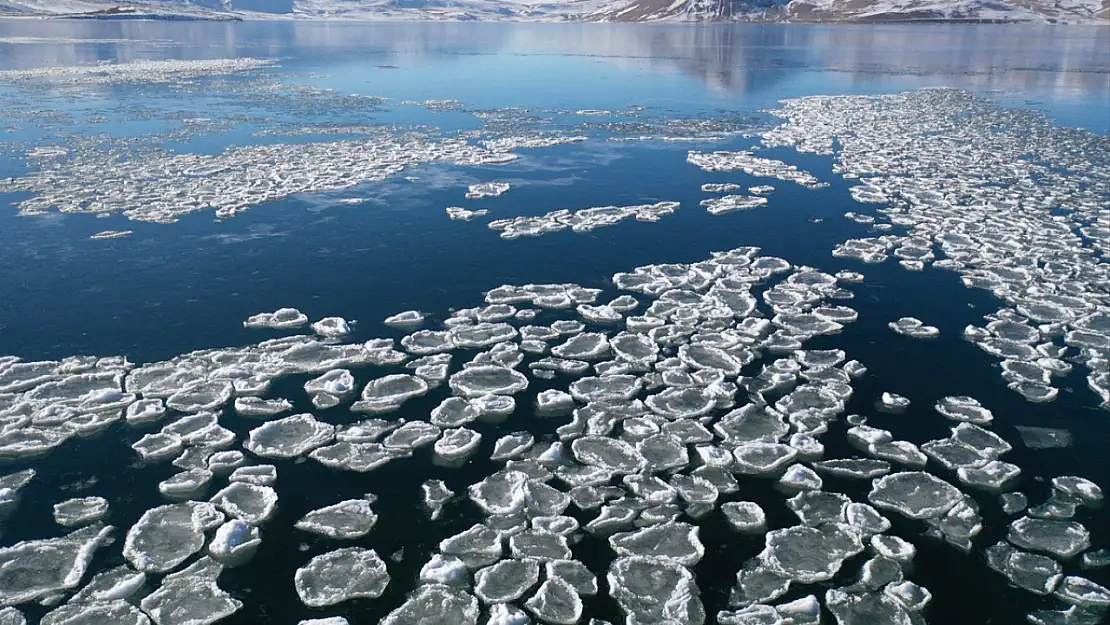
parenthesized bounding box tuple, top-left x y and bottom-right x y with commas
(0, 20, 1107, 625)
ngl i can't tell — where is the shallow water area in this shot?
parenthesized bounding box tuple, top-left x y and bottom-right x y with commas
(0, 18, 1108, 625)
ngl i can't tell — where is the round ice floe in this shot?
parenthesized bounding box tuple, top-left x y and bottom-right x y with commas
(158, 469, 214, 500)
(1007, 517, 1090, 559)
(140, 573, 242, 625)
(53, 497, 109, 528)
(525, 578, 583, 625)
(733, 443, 798, 475)
(934, 396, 993, 424)
(166, 380, 233, 413)
(610, 522, 704, 566)
(468, 470, 528, 516)
(401, 330, 455, 355)
(209, 483, 278, 525)
(295, 548, 389, 607)
(124, 502, 223, 573)
(380, 584, 478, 625)
(474, 559, 540, 603)
(545, 560, 597, 596)
(383, 421, 442, 450)
(229, 465, 277, 487)
(646, 388, 716, 419)
(312, 317, 352, 339)
(450, 323, 518, 348)
(868, 471, 963, 520)
(871, 534, 916, 563)
(536, 390, 576, 416)
(760, 524, 863, 583)
(244, 413, 335, 459)
(551, 333, 610, 360)
(607, 556, 705, 625)
(439, 524, 503, 568)
(125, 398, 166, 425)
(244, 308, 308, 330)
(295, 499, 378, 540)
(571, 436, 645, 474)
(354, 374, 429, 413)
(986, 541, 1062, 596)
(434, 428, 482, 464)
(449, 366, 528, 398)
(384, 310, 425, 328)
(569, 375, 643, 403)
(209, 519, 261, 565)
(132, 433, 184, 462)
(0, 525, 113, 605)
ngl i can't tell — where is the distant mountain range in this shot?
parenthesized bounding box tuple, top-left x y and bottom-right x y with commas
(0, 0, 1105, 23)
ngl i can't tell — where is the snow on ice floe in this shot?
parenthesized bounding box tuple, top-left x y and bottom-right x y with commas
(209, 483, 278, 525)
(446, 206, 489, 222)
(889, 317, 940, 339)
(244, 308, 309, 330)
(296, 499, 378, 540)
(487, 202, 678, 239)
(384, 310, 425, 328)
(353, 374, 429, 413)
(295, 548, 389, 607)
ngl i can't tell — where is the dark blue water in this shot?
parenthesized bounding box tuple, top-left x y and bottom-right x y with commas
(0, 20, 1107, 625)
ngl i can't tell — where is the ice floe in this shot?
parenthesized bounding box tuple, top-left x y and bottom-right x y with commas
(295, 548, 389, 607)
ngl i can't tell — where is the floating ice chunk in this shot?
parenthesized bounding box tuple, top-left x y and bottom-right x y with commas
(510, 530, 570, 561)
(491, 433, 534, 461)
(702, 183, 742, 193)
(812, 459, 891, 480)
(468, 470, 528, 516)
(449, 366, 528, 398)
(447, 206, 490, 221)
(879, 393, 910, 413)
(778, 465, 823, 491)
(401, 330, 455, 356)
(244, 308, 308, 330)
(868, 472, 962, 520)
(209, 483, 278, 525)
(166, 381, 233, 413)
(986, 541, 1062, 595)
(244, 413, 334, 459)
(607, 556, 705, 625)
(466, 182, 510, 199)
(53, 497, 109, 528)
(132, 433, 184, 462)
(354, 374, 429, 413)
(208, 451, 247, 475)
(571, 436, 645, 474)
(123, 502, 222, 573)
(700, 195, 768, 215)
(687, 151, 824, 188)
(384, 311, 425, 329)
(125, 398, 165, 425)
(439, 524, 503, 568)
(733, 443, 798, 475)
(551, 333, 610, 361)
(1055, 576, 1110, 609)
(419, 554, 468, 587)
(1015, 426, 1072, 449)
(610, 522, 704, 566)
(1008, 517, 1090, 559)
(208, 519, 261, 565)
(870, 535, 915, 563)
(229, 465, 276, 487)
(719, 501, 766, 534)
(525, 579, 583, 625)
(958, 460, 1021, 491)
(934, 396, 993, 424)
(434, 428, 482, 464)
(384, 421, 442, 450)
(749, 185, 775, 195)
(0, 525, 113, 605)
(380, 584, 478, 625)
(545, 560, 597, 596)
(232, 397, 292, 418)
(158, 469, 214, 500)
(296, 499, 378, 540)
(311, 317, 351, 339)
(421, 480, 454, 521)
(295, 548, 389, 607)
(1052, 477, 1103, 505)
(474, 559, 539, 603)
(646, 388, 716, 419)
(788, 491, 850, 527)
(536, 390, 576, 416)
(826, 588, 912, 625)
(678, 344, 744, 375)
(304, 369, 355, 409)
(888, 317, 939, 339)
(569, 375, 642, 403)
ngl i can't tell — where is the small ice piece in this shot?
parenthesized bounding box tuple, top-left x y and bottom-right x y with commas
(570, 375, 642, 403)
(421, 480, 453, 520)
(490, 433, 534, 461)
(166, 380, 233, 413)
(868, 472, 963, 520)
(159, 469, 214, 500)
(474, 559, 539, 603)
(439, 524, 503, 568)
(524, 579, 583, 625)
(233, 397, 292, 418)
(229, 465, 277, 487)
(419, 554, 469, 587)
(380, 584, 478, 625)
(871, 535, 916, 563)
(571, 436, 645, 474)
(749, 185, 775, 195)
(294, 548, 389, 608)
(551, 333, 610, 361)
(778, 465, 823, 491)
(1015, 426, 1072, 450)
(53, 497, 109, 528)
(434, 428, 482, 465)
(609, 522, 704, 566)
(208, 451, 247, 475)
(312, 317, 351, 339)
(469, 470, 528, 516)
(485, 604, 527, 625)
(384, 310, 425, 328)
(701, 183, 742, 193)
(700, 195, 768, 215)
(209, 519, 261, 565)
(449, 366, 528, 398)
(244, 414, 335, 459)
(646, 388, 716, 419)
(879, 392, 910, 413)
(1007, 517, 1090, 559)
(305, 369, 356, 409)
(244, 308, 308, 330)
(536, 390, 576, 416)
(985, 541, 1062, 595)
(935, 396, 993, 424)
(132, 433, 183, 462)
(354, 374, 430, 413)
(721, 502, 766, 534)
(466, 182, 511, 199)
(1054, 576, 1110, 610)
(1051, 476, 1104, 505)
(732, 443, 798, 475)
(578, 305, 623, 324)
(958, 460, 1021, 491)
(446, 207, 489, 221)
(826, 588, 911, 624)
(1000, 492, 1028, 516)
(0, 525, 113, 604)
(888, 317, 939, 339)
(124, 502, 223, 573)
(607, 556, 704, 625)
(209, 483, 278, 525)
(384, 421, 442, 450)
(139, 575, 242, 625)
(125, 398, 166, 425)
(787, 491, 850, 527)
(295, 500, 378, 540)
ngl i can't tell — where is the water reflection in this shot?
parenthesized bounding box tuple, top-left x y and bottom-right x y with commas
(0, 20, 1107, 104)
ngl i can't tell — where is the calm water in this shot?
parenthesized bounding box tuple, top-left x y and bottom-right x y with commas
(0, 20, 1108, 625)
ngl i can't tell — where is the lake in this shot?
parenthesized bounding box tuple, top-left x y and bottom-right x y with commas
(0, 19, 1107, 625)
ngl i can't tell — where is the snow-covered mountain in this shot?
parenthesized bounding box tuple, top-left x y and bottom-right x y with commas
(0, 0, 1105, 22)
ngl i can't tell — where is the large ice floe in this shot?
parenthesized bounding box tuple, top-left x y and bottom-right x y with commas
(0, 83, 1107, 625)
